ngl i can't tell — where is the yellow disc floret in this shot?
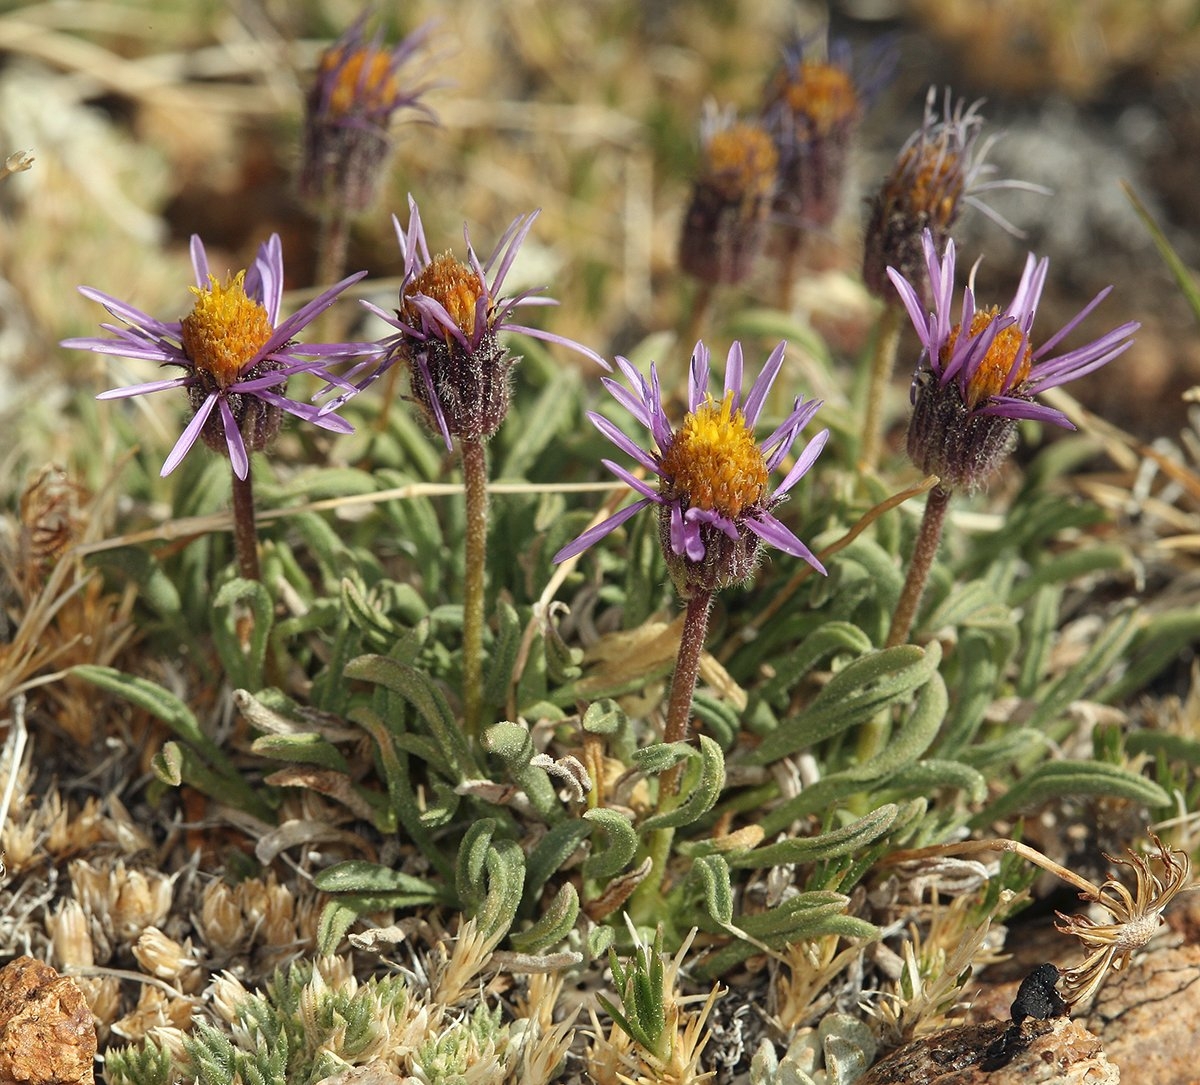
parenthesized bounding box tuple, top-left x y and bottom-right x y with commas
(180, 271, 273, 389)
(660, 392, 769, 518)
(891, 138, 964, 226)
(706, 124, 779, 202)
(403, 253, 488, 344)
(780, 63, 858, 137)
(941, 307, 1033, 409)
(321, 45, 399, 115)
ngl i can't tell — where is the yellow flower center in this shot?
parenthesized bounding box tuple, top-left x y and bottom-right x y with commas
(403, 253, 489, 344)
(180, 271, 273, 388)
(706, 123, 778, 201)
(780, 63, 858, 136)
(320, 45, 399, 115)
(941, 307, 1033, 409)
(890, 138, 964, 225)
(659, 392, 769, 519)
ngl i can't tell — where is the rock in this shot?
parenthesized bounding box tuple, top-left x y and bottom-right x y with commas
(1081, 941, 1200, 1085)
(859, 1017, 1118, 1084)
(0, 957, 96, 1085)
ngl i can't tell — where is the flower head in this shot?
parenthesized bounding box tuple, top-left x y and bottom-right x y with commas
(1055, 833, 1192, 1008)
(678, 103, 778, 286)
(298, 14, 435, 214)
(64, 235, 367, 479)
(888, 230, 1138, 491)
(554, 341, 828, 596)
(337, 195, 608, 448)
(863, 87, 1043, 301)
(761, 36, 892, 230)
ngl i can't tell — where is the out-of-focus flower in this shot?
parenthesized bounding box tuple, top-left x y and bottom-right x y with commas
(63, 235, 367, 479)
(888, 230, 1138, 491)
(678, 103, 778, 286)
(1056, 832, 1192, 1008)
(298, 14, 435, 214)
(863, 87, 1044, 302)
(554, 340, 828, 596)
(332, 195, 608, 448)
(761, 36, 892, 231)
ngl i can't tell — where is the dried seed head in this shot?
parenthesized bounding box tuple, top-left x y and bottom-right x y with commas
(110, 986, 195, 1043)
(48, 899, 95, 969)
(132, 927, 204, 990)
(197, 881, 247, 954)
(69, 859, 174, 958)
(1056, 832, 1193, 1007)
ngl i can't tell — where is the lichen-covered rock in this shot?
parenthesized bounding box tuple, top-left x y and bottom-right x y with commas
(859, 1017, 1117, 1085)
(0, 957, 96, 1085)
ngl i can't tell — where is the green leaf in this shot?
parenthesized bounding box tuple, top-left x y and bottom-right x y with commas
(211, 577, 272, 691)
(524, 820, 591, 905)
(250, 733, 350, 773)
(582, 808, 639, 883)
(477, 839, 526, 943)
(344, 654, 472, 777)
(755, 621, 873, 710)
(972, 760, 1171, 827)
(689, 854, 734, 926)
(732, 805, 898, 868)
(456, 819, 499, 915)
(750, 645, 939, 766)
(316, 899, 360, 955)
(641, 736, 725, 831)
(509, 882, 580, 954)
(313, 861, 443, 899)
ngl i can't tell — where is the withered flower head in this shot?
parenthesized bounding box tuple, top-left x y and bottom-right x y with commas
(678, 103, 778, 285)
(299, 14, 435, 214)
(889, 230, 1138, 492)
(332, 195, 607, 447)
(1055, 832, 1193, 1008)
(553, 340, 828, 597)
(64, 235, 367, 479)
(864, 87, 1038, 301)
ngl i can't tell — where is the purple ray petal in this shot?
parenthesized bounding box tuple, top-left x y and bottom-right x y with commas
(589, 412, 659, 472)
(219, 396, 250, 480)
(775, 427, 830, 496)
(743, 340, 787, 426)
(746, 512, 826, 573)
(162, 393, 217, 476)
(190, 234, 210, 287)
(259, 270, 368, 358)
(602, 459, 661, 502)
(97, 376, 190, 400)
(723, 341, 744, 403)
(552, 498, 653, 563)
(977, 397, 1075, 428)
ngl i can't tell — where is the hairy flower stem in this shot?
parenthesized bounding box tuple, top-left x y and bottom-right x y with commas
(461, 435, 489, 738)
(886, 484, 951, 648)
(314, 209, 352, 337)
(776, 226, 803, 310)
(230, 467, 261, 582)
(680, 281, 714, 358)
(859, 302, 902, 473)
(665, 590, 714, 750)
(632, 590, 715, 915)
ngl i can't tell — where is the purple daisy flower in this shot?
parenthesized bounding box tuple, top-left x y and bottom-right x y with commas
(863, 87, 1048, 301)
(299, 14, 436, 214)
(63, 234, 368, 480)
(554, 341, 829, 595)
(887, 229, 1139, 491)
(328, 194, 609, 447)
